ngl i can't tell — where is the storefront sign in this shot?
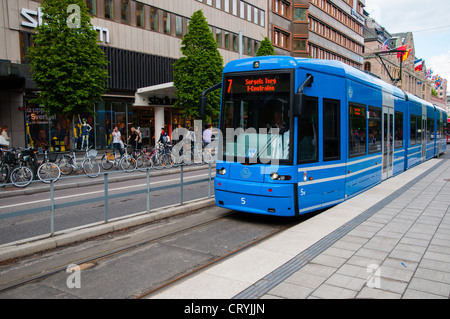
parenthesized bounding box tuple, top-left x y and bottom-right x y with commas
(20, 7, 110, 43)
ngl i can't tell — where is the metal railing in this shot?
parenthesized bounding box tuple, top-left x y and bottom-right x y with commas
(0, 163, 214, 241)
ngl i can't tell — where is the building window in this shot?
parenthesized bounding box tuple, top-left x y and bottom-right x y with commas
(273, 28, 290, 50)
(121, 0, 130, 24)
(163, 11, 171, 35)
(224, 0, 229, 12)
(293, 7, 307, 21)
(216, 29, 222, 47)
(176, 16, 183, 37)
(232, 0, 237, 15)
(136, 3, 145, 28)
(293, 38, 306, 52)
(104, 0, 114, 20)
(240, 1, 245, 19)
(86, 0, 96, 16)
(224, 31, 230, 49)
(150, 8, 158, 32)
(233, 33, 238, 52)
(216, 0, 221, 9)
(273, 0, 291, 19)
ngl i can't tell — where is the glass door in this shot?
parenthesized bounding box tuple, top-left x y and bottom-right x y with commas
(382, 106, 394, 180)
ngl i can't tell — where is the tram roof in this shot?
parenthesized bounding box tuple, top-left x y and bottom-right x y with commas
(224, 56, 406, 98)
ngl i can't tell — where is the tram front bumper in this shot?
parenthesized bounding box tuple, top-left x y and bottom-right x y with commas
(214, 177, 296, 216)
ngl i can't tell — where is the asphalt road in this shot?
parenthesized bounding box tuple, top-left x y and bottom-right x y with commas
(0, 165, 215, 245)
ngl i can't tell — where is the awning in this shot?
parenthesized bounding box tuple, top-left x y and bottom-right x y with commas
(134, 82, 176, 106)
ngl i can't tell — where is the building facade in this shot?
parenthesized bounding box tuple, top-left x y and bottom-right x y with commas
(363, 17, 436, 104)
(267, 0, 365, 68)
(0, 0, 266, 149)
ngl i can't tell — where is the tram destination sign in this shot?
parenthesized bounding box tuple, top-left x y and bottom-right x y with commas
(225, 73, 290, 94)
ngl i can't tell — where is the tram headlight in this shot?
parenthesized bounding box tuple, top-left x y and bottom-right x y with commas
(270, 172, 291, 181)
(217, 167, 226, 175)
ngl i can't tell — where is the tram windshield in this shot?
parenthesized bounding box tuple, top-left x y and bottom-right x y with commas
(220, 72, 292, 164)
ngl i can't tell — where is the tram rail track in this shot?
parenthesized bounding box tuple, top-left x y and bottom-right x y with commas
(0, 207, 301, 298)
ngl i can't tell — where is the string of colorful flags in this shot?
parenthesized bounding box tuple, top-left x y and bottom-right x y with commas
(381, 38, 443, 89)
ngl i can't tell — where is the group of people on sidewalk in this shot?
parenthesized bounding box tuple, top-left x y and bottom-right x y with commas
(112, 126, 143, 156)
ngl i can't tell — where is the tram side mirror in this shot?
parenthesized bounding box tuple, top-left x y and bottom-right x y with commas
(294, 92, 306, 117)
(199, 96, 207, 118)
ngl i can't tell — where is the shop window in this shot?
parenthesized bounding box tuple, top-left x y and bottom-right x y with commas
(349, 103, 367, 158)
(368, 107, 382, 154)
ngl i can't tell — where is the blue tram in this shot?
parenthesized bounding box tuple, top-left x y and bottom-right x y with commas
(210, 56, 447, 217)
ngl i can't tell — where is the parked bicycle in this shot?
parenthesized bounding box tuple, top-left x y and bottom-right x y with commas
(101, 145, 137, 172)
(9, 147, 35, 188)
(0, 147, 16, 187)
(36, 147, 61, 183)
(120, 144, 138, 172)
(58, 147, 100, 178)
(151, 142, 175, 169)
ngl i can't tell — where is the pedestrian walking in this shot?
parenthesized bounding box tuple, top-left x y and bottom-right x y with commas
(112, 126, 124, 156)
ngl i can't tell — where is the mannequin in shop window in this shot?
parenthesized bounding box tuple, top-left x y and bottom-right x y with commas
(79, 115, 92, 150)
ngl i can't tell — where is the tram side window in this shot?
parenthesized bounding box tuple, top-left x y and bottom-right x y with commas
(323, 99, 340, 161)
(417, 117, 422, 142)
(368, 107, 382, 154)
(298, 97, 319, 163)
(410, 115, 416, 145)
(428, 118, 434, 141)
(395, 111, 403, 149)
(349, 103, 367, 158)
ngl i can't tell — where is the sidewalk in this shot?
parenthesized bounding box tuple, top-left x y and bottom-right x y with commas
(151, 157, 450, 299)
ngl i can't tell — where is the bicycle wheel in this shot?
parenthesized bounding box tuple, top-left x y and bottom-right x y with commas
(101, 153, 114, 170)
(37, 162, 61, 183)
(119, 155, 137, 172)
(0, 164, 10, 187)
(135, 154, 144, 169)
(139, 154, 152, 172)
(82, 157, 100, 178)
(10, 166, 34, 188)
(58, 155, 74, 175)
(159, 153, 175, 168)
(150, 153, 162, 169)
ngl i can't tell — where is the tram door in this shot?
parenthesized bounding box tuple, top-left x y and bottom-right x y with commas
(382, 106, 394, 180)
(421, 115, 427, 161)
